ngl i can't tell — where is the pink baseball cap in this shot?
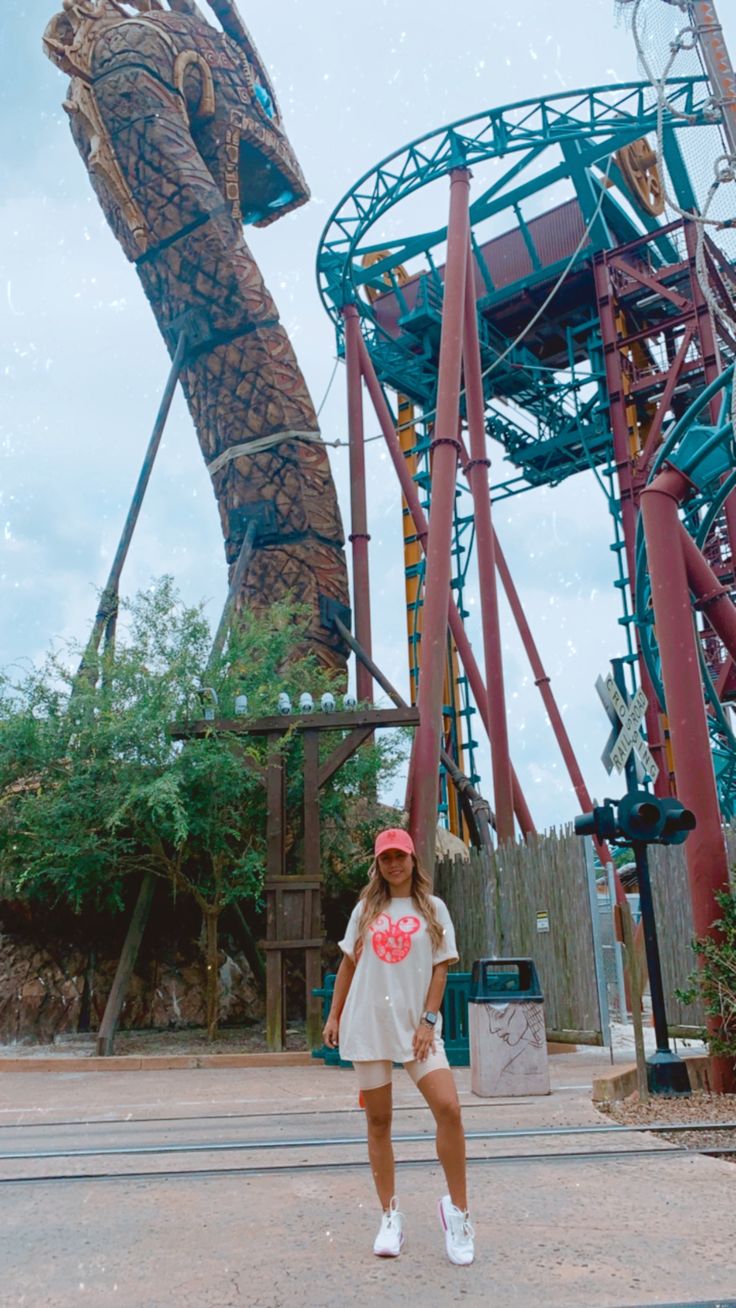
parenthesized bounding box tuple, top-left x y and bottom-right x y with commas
(374, 828, 415, 858)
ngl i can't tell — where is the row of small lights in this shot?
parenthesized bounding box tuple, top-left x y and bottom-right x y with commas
(199, 689, 357, 720)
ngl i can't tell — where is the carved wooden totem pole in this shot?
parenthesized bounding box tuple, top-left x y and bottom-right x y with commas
(43, 0, 349, 673)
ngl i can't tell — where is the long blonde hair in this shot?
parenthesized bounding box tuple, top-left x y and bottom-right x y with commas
(357, 854, 444, 951)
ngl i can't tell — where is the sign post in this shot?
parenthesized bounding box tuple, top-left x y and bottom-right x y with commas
(581, 659, 691, 1095)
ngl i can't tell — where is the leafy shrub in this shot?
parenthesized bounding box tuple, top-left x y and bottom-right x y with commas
(676, 888, 736, 1062)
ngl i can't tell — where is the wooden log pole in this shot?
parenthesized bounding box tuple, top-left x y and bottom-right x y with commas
(96, 871, 157, 1056)
(303, 731, 324, 1049)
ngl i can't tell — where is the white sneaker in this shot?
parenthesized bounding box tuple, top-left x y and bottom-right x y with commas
(438, 1194, 475, 1265)
(373, 1196, 405, 1257)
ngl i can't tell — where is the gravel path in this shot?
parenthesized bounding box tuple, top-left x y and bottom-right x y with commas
(597, 1088, 736, 1160)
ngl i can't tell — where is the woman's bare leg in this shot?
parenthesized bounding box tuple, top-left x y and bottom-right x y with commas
(362, 1081, 395, 1209)
(416, 1068, 468, 1210)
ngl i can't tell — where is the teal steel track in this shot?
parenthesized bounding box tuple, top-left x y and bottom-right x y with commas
(317, 78, 716, 499)
(318, 77, 711, 323)
(316, 76, 735, 819)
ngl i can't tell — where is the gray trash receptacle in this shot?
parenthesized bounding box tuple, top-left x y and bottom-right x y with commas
(468, 958, 550, 1097)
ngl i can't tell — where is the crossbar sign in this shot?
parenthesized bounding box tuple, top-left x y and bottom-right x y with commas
(596, 673, 659, 783)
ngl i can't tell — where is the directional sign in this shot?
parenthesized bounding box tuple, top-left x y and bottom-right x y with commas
(596, 672, 659, 783)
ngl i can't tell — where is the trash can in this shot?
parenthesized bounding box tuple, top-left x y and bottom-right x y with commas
(468, 958, 550, 1097)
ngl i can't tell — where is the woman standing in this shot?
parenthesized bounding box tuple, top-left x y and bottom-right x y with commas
(322, 828, 474, 1265)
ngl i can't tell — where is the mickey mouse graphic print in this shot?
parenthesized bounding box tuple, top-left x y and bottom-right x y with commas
(337, 897, 458, 1063)
(369, 913, 420, 964)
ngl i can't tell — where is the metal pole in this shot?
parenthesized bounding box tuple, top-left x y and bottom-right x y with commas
(342, 303, 373, 703)
(606, 860, 628, 1024)
(462, 241, 515, 843)
(690, 1, 736, 160)
(583, 836, 612, 1056)
(78, 329, 188, 675)
(640, 465, 735, 1092)
(632, 843, 670, 1051)
(633, 840, 690, 1093)
(409, 168, 470, 877)
(356, 332, 536, 836)
(612, 657, 688, 1091)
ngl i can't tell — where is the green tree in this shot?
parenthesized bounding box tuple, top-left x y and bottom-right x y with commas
(0, 579, 406, 1039)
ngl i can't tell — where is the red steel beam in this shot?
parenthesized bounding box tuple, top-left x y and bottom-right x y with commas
(356, 334, 536, 839)
(408, 169, 471, 876)
(640, 465, 735, 1093)
(636, 326, 694, 479)
(343, 303, 373, 703)
(683, 221, 723, 419)
(462, 240, 515, 843)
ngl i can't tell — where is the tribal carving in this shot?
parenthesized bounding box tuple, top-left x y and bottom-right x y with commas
(43, 0, 349, 674)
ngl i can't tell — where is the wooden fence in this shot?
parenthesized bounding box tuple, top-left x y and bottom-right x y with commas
(437, 828, 736, 1041)
(649, 830, 735, 1031)
(435, 830, 602, 1043)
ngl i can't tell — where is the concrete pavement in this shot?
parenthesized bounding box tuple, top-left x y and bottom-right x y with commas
(0, 1049, 734, 1308)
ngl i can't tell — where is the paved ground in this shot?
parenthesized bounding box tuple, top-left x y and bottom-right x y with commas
(0, 1050, 734, 1308)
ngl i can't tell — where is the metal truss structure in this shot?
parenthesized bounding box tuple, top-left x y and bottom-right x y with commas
(317, 75, 725, 824)
(317, 58, 736, 1089)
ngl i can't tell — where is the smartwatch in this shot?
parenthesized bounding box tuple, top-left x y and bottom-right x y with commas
(422, 1010, 438, 1026)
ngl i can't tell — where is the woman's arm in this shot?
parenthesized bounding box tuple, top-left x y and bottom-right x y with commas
(322, 953, 356, 1047)
(413, 960, 450, 1060)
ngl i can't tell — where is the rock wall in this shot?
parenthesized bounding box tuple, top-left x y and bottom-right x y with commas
(0, 902, 263, 1045)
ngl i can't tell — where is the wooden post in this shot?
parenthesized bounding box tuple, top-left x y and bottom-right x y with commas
(303, 729, 323, 1048)
(265, 736, 286, 1050)
(303, 730, 320, 878)
(171, 709, 419, 1053)
(265, 882, 285, 1052)
(96, 871, 157, 1055)
(266, 733, 285, 880)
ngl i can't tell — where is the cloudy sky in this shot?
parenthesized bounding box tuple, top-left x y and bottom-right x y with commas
(2, 1, 735, 831)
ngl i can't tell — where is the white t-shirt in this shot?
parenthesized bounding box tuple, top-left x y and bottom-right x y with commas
(337, 895, 459, 1063)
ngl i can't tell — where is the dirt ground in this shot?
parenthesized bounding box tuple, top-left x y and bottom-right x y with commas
(0, 1021, 308, 1058)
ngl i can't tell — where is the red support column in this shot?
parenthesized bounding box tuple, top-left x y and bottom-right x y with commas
(679, 523, 736, 661)
(407, 169, 471, 876)
(462, 242, 515, 843)
(640, 466, 735, 1092)
(342, 304, 373, 704)
(356, 333, 536, 838)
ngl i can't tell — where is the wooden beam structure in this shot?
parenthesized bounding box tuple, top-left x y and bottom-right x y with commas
(173, 706, 419, 1051)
